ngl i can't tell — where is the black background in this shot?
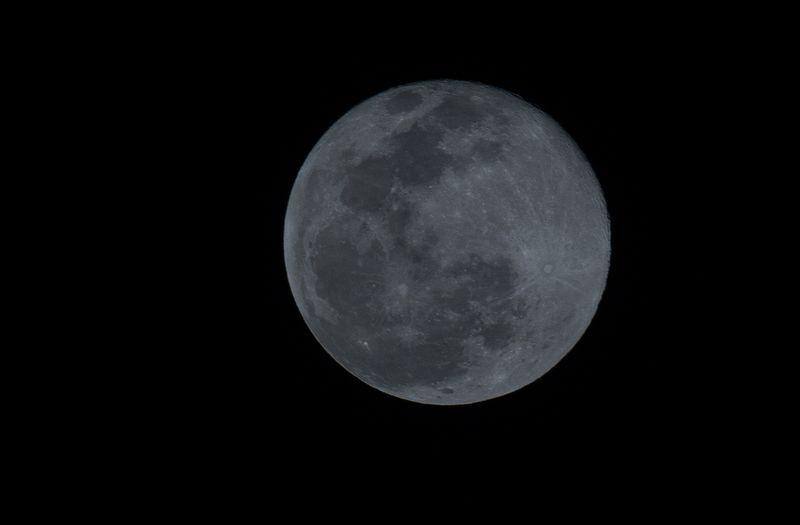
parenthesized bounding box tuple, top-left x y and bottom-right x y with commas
(16, 8, 783, 511)
(158, 44, 722, 472)
(14, 9, 779, 512)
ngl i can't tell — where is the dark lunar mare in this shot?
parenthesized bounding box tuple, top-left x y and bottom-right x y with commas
(284, 80, 610, 405)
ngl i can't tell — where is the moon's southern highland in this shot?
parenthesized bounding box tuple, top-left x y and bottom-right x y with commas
(284, 80, 610, 405)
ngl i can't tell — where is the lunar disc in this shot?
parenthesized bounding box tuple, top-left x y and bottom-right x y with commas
(284, 80, 610, 405)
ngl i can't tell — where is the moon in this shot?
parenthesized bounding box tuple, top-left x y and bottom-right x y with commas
(284, 80, 610, 405)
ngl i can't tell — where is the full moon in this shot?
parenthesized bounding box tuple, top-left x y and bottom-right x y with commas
(284, 80, 610, 405)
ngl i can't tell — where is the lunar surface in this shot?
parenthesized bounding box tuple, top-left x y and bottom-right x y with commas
(284, 80, 610, 405)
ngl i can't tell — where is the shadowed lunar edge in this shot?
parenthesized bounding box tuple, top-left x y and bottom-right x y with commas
(284, 80, 610, 405)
